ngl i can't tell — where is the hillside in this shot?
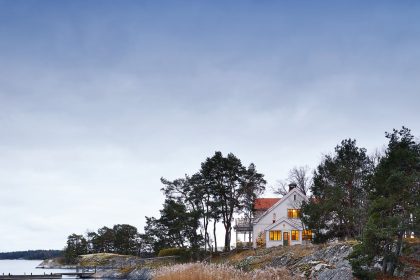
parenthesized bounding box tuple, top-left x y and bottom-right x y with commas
(217, 242, 354, 279)
(38, 241, 420, 280)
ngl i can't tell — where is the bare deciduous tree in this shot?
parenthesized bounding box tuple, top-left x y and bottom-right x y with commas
(272, 166, 311, 196)
(271, 179, 288, 196)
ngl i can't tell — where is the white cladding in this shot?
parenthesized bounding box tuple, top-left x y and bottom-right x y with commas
(252, 188, 308, 248)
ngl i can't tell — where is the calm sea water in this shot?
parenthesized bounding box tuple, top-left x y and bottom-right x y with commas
(0, 260, 76, 275)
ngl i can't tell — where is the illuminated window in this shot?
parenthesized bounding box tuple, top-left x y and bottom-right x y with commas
(302, 230, 313, 240)
(269, 230, 282, 241)
(291, 230, 299, 241)
(287, 209, 301, 218)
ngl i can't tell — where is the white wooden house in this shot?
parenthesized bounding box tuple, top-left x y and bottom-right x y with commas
(235, 184, 313, 248)
(234, 184, 313, 248)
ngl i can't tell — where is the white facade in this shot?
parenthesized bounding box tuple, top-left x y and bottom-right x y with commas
(252, 188, 310, 248)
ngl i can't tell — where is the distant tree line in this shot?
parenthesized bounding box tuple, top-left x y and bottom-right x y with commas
(64, 224, 151, 263)
(0, 250, 62, 260)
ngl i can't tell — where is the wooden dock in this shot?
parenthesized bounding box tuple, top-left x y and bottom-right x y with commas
(0, 275, 61, 280)
(55, 273, 95, 278)
(0, 272, 95, 279)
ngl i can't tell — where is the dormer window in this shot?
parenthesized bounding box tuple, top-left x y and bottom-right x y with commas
(287, 209, 301, 218)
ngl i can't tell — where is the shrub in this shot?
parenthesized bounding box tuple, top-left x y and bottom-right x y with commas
(158, 247, 210, 262)
(348, 243, 376, 280)
(158, 248, 187, 257)
(256, 232, 266, 248)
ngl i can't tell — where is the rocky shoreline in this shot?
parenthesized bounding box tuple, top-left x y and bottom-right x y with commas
(37, 258, 77, 269)
(36, 254, 175, 280)
(37, 244, 354, 280)
(36, 242, 420, 280)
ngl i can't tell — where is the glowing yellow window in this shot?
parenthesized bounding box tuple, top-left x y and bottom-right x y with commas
(269, 230, 282, 241)
(302, 230, 313, 240)
(291, 230, 299, 241)
(287, 209, 301, 218)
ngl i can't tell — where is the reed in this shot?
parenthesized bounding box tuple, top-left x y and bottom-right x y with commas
(153, 263, 296, 280)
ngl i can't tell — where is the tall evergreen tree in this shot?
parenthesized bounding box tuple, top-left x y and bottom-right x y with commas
(64, 234, 87, 264)
(240, 163, 267, 244)
(301, 139, 373, 242)
(200, 152, 265, 251)
(113, 224, 139, 255)
(160, 174, 210, 252)
(143, 216, 172, 253)
(97, 226, 116, 253)
(144, 199, 203, 253)
(150, 151, 265, 254)
(190, 173, 214, 252)
(350, 127, 420, 278)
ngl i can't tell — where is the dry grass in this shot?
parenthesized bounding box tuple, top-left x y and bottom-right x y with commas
(404, 237, 420, 244)
(79, 253, 122, 266)
(79, 253, 141, 267)
(153, 263, 298, 280)
(225, 250, 255, 262)
(219, 244, 319, 270)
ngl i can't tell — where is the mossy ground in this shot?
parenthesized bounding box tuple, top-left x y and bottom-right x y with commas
(79, 253, 125, 266)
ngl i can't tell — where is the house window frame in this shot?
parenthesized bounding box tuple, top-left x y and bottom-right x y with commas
(291, 230, 299, 241)
(302, 230, 313, 240)
(287, 209, 301, 219)
(269, 230, 282, 241)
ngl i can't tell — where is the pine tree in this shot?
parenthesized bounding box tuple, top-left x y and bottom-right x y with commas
(350, 127, 420, 278)
(64, 234, 87, 264)
(199, 152, 265, 251)
(301, 139, 373, 242)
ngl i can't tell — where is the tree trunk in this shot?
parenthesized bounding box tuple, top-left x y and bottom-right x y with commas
(382, 257, 387, 273)
(388, 262, 395, 276)
(213, 219, 218, 253)
(390, 231, 404, 276)
(202, 202, 211, 252)
(205, 215, 211, 252)
(204, 230, 209, 252)
(224, 221, 231, 252)
(203, 215, 208, 252)
(248, 212, 253, 246)
(396, 231, 404, 256)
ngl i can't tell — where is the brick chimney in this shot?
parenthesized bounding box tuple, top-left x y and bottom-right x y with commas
(288, 183, 297, 192)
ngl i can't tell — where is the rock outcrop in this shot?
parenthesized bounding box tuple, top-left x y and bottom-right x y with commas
(292, 243, 353, 280)
(37, 258, 76, 269)
(229, 242, 354, 280)
(127, 268, 152, 280)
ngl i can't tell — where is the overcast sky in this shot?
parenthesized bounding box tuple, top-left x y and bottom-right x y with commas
(0, 0, 419, 251)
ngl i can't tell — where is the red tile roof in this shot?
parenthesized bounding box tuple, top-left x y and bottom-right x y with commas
(253, 198, 280, 211)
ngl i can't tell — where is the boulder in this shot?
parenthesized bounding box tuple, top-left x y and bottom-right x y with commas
(317, 267, 353, 280)
(127, 268, 152, 280)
